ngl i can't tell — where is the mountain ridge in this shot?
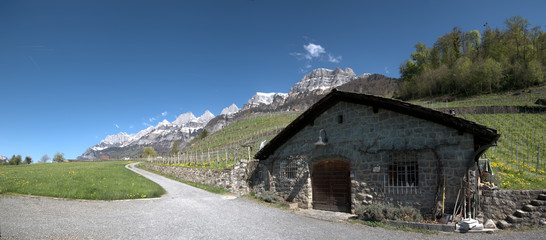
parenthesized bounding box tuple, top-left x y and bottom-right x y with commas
(79, 68, 399, 159)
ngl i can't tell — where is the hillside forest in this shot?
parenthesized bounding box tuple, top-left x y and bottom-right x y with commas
(399, 16, 546, 99)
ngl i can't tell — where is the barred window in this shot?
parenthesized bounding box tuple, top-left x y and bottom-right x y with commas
(385, 152, 419, 194)
(280, 160, 299, 179)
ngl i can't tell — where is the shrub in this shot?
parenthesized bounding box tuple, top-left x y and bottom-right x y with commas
(356, 203, 422, 222)
(395, 206, 423, 222)
(256, 191, 283, 203)
(356, 204, 387, 221)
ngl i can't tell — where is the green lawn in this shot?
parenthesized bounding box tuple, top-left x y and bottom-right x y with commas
(0, 161, 165, 200)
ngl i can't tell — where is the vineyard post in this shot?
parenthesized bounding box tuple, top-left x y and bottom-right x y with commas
(225, 148, 228, 168)
(538, 143, 541, 173)
(516, 140, 519, 169)
(248, 146, 251, 161)
(207, 148, 210, 166)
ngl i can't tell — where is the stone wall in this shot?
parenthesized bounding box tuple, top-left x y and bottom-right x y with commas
(141, 159, 256, 195)
(480, 188, 546, 220)
(257, 101, 477, 214)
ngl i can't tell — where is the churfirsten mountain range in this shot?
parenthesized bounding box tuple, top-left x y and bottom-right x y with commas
(79, 68, 399, 159)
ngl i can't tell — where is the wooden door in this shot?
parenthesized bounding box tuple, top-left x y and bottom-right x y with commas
(312, 159, 351, 212)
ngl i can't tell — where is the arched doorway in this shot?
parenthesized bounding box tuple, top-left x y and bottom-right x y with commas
(311, 159, 351, 212)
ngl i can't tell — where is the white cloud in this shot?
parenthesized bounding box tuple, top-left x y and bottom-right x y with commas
(143, 122, 152, 127)
(114, 124, 120, 129)
(328, 54, 342, 63)
(291, 42, 342, 69)
(303, 43, 325, 59)
(161, 111, 168, 117)
(385, 67, 390, 74)
(289, 52, 305, 60)
(149, 117, 156, 122)
(129, 125, 134, 129)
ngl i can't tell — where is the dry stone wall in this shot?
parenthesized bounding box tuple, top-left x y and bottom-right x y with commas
(141, 160, 256, 194)
(480, 189, 546, 221)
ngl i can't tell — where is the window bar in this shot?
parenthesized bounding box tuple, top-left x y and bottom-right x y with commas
(414, 156, 417, 194)
(397, 153, 400, 194)
(404, 153, 408, 194)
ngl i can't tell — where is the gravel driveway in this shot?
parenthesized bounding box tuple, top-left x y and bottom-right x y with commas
(1, 162, 545, 239)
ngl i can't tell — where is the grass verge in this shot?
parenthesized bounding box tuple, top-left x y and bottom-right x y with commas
(136, 163, 230, 194)
(0, 161, 165, 200)
(244, 196, 290, 209)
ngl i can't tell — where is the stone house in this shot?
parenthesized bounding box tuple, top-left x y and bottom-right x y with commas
(253, 90, 500, 214)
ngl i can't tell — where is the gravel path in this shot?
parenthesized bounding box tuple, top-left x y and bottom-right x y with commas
(1, 162, 545, 239)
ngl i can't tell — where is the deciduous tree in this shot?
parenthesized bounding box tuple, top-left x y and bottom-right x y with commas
(9, 155, 22, 165)
(141, 147, 158, 158)
(53, 152, 65, 163)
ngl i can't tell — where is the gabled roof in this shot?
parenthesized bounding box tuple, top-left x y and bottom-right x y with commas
(254, 89, 500, 160)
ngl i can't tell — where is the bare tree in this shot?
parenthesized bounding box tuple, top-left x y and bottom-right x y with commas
(40, 154, 50, 163)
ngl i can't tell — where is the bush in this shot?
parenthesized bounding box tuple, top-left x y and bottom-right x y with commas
(395, 206, 423, 222)
(256, 191, 283, 203)
(356, 204, 387, 221)
(356, 203, 422, 222)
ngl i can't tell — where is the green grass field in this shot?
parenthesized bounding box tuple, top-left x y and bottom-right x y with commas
(0, 161, 165, 200)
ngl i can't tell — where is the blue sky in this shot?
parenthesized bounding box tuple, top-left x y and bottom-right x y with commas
(1, 0, 545, 160)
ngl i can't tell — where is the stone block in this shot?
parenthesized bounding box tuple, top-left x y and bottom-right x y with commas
(496, 220, 511, 229)
(506, 215, 522, 224)
(356, 193, 366, 201)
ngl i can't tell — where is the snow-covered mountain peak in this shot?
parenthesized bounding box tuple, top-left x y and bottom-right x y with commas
(221, 104, 239, 116)
(243, 92, 288, 110)
(251, 92, 287, 105)
(100, 132, 130, 146)
(157, 119, 170, 127)
(289, 67, 358, 95)
(172, 112, 197, 126)
(197, 110, 215, 124)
